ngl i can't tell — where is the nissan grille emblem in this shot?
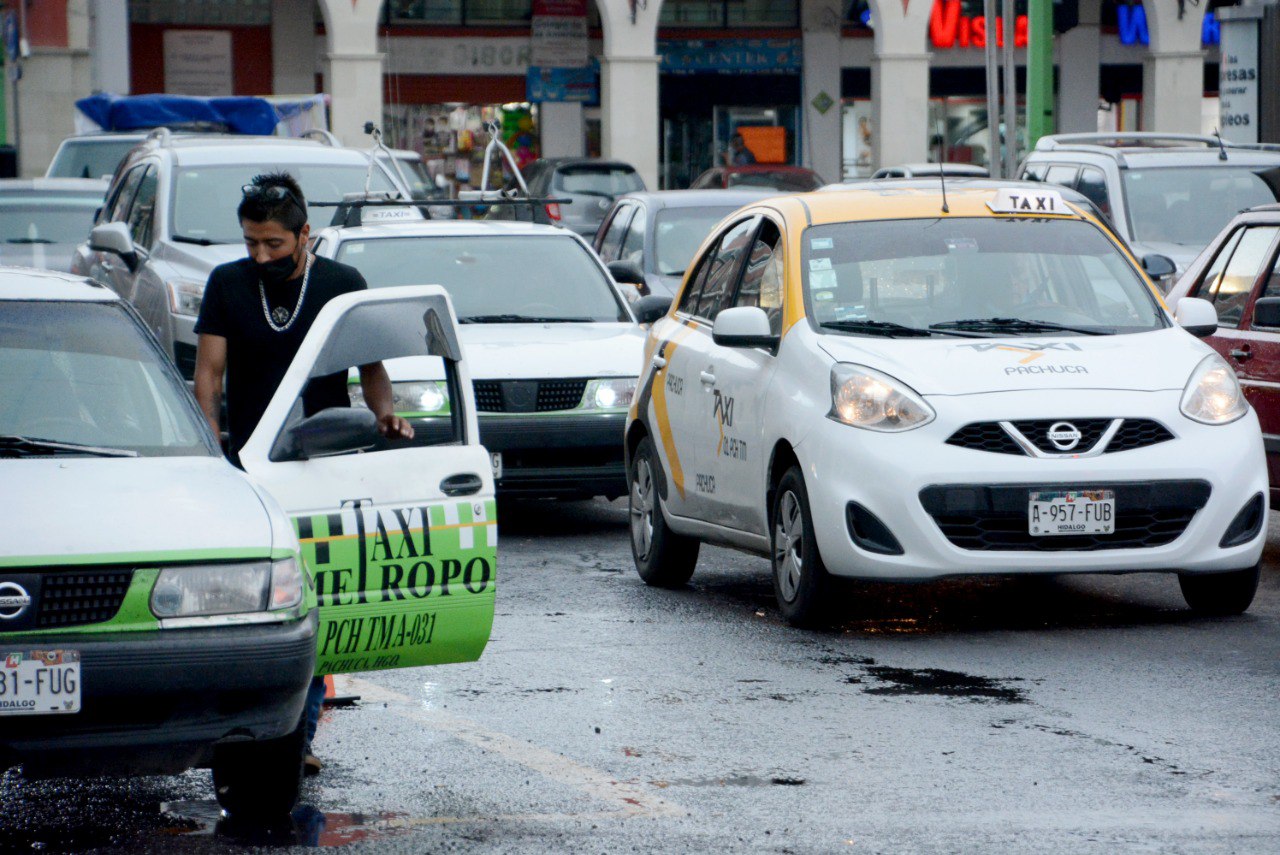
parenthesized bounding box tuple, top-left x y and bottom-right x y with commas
(1047, 421, 1083, 451)
(0, 582, 32, 620)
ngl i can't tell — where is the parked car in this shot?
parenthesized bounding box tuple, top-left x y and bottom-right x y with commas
(487, 157, 646, 237)
(69, 130, 410, 378)
(311, 213, 644, 499)
(593, 189, 777, 298)
(1166, 203, 1280, 504)
(1019, 133, 1280, 287)
(871, 162, 988, 179)
(0, 269, 496, 816)
(689, 165, 824, 192)
(625, 184, 1265, 625)
(0, 178, 108, 271)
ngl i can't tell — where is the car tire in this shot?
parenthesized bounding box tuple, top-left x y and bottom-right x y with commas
(629, 435, 699, 587)
(771, 467, 836, 628)
(1178, 563, 1260, 616)
(212, 718, 305, 819)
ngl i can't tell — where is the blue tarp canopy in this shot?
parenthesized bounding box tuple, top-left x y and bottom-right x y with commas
(75, 94, 281, 135)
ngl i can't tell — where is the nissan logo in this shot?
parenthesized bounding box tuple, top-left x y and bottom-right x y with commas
(1047, 421, 1083, 451)
(0, 582, 32, 620)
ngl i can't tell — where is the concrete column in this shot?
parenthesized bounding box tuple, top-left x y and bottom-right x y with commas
(871, 53, 931, 168)
(272, 0, 316, 95)
(18, 0, 92, 176)
(1057, 0, 1100, 133)
(1141, 0, 1206, 133)
(540, 101, 584, 158)
(89, 0, 129, 95)
(801, 0, 841, 183)
(323, 52, 384, 146)
(600, 55, 660, 189)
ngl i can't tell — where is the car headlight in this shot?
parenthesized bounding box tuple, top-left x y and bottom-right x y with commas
(1180, 354, 1247, 425)
(829, 364, 934, 431)
(167, 278, 205, 317)
(150, 557, 302, 621)
(583, 378, 637, 410)
(349, 380, 450, 416)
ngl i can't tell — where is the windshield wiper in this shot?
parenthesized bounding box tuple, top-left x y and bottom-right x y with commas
(6, 238, 56, 245)
(458, 314, 595, 324)
(929, 317, 1108, 336)
(820, 319, 988, 338)
(171, 235, 227, 246)
(0, 434, 138, 458)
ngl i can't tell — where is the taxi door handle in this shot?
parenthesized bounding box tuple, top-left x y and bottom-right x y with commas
(651, 355, 667, 369)
(1230, 348, 1252, 362)
(700, 371, 716, 385)
(441, 473, 483, 497)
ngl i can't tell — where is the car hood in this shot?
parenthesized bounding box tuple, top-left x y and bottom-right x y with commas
(152, 241, 247, 278)
(0, 242, 78, 273)
(815, 327, 1209, 396)
(385, 322, 645, 381)
(0, 457, 276, 564)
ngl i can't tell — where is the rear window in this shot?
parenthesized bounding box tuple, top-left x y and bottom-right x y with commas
(0, 197, 102, 245)
(554, 165, 644, 196)
(727, 170, 821, 192)
(46, 139, 139, 180)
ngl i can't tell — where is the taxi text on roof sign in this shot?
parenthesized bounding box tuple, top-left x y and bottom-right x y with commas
(987, 188, 1069, 216)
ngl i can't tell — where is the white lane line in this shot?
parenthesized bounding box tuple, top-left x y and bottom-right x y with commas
(336, 675, 685, 820)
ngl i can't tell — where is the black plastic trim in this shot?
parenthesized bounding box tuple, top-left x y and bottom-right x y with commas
(845, 502, 905, 555)
(1220, 493, 1266, 548)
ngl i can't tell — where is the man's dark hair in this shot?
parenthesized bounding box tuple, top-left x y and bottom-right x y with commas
(238, 171, 307, 234)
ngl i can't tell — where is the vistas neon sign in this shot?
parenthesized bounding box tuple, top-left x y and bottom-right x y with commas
(1116, 5, 1220, 47)
(929, 0, 1028, 50)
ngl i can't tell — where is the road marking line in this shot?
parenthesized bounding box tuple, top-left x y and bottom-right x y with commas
(337, 676, 686, 820)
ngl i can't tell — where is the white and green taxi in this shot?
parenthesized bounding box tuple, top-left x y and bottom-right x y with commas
(0, 269, 495, 816)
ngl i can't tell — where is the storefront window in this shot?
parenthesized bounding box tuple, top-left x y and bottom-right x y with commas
(466, 0, 533, 24)
(389, 0, 464, 24)
(128, 0, 269, 25)
(661, 0, 798, 27)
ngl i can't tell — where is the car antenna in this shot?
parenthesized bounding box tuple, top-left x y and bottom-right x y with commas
(939, 168, 950, 214)
(1213, 128, 1229, 161)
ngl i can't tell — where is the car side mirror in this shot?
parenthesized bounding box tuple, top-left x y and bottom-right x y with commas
(89, 221, 139, 272)
(607, 260, 646, 287)
(1253, 296, 1280, 329)
(712, 306, 778, 348)
(1141, 253, 1177, 281)
(283, 407, 382, 460)
(633, 294, 672, 325)
(1173, 297, 1219, 338)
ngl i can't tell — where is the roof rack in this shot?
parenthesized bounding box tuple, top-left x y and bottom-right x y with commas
(301, 128, 341, 147)
(1035, 132, 1227, 152)
(145, 127, 173, 148)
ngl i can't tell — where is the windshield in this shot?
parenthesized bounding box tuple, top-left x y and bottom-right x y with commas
(0, 302, 214, 456)
(728, 170, 820, 192)
(47, 139, 138, 180)
(335, 235, 628, 322)
(654, 207, 738, 276)
(555, 165, 644, 197)
(0, 198, 101, 244)
(1121, 166, 1280, 246)
(803, 217, 1165, 336)
(171, 163, 397, 243)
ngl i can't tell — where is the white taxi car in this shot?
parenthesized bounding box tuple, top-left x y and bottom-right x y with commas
(626, 186, 1267, 626)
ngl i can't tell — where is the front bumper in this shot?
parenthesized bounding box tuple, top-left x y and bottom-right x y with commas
(800, 390, 1268, 580)
(479, 412, 627, 498)
(0, 611, 316, 777)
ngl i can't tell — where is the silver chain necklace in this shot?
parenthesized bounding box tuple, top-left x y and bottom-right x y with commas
(259, 252, 313, 333)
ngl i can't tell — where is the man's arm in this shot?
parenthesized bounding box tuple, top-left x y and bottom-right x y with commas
(358, 361, 414, 439)
(194, 333, 227, 438)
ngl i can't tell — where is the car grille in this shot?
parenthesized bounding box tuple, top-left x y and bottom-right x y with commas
(919, 481, 1210, 551)
(37, 570, 134, 628)
(472, 380, 588, 413)
(945, 418, 1174, 456)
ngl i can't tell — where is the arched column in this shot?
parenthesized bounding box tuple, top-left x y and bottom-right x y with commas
(1141, 0, 1205, 133)
(1057, 0, 1100, 133)
(595, 0, 660, 190)
(317, 0, 384, 146)
(867, 0, 932, 170)
(801, 0, 842, 183)
(273, 0, 316, 95)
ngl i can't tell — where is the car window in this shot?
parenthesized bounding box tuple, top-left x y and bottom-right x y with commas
(597, 204, 634, 261)
(127, 165, 159, 248)
(1191, 227, 1245, 302)
(690, 171, 720, 190)
(109, 165, 147, 223)
(1262, 247, 1280, 301)
(727, 171, 821, 192)
(732, 219, 784, 335)
(1021, 162, 1048, 182)
(1044, 165, 1079, 188)
(619, 205, 647, 266)
(334, 234, 628, 323)
(0, 301, 213, 456)
(1075, 167, 1111, 219)
(341, 355, 464, 448)
(653, 207, 736, 277)
(0, 196, 101, 245)
(679, 247, 715, 315)
(47, 139, 140, 180)
(1122, 167, 1280, 246)
(554, 165, 644, 196)
(1200, 225, 1279, 328)
(696, 217, 758, 321)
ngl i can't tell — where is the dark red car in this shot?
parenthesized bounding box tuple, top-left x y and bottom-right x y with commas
(1168, 204, 1280, 502)
(688, 165, 824, 192)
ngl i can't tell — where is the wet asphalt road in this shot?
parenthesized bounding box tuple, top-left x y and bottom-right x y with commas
(3, 498, 1280, 854)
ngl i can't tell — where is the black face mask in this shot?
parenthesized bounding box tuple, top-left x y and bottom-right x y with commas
(255, 252, 299, 285)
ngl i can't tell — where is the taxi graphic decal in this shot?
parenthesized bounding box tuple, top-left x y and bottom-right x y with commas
(955, 341, 1090, 375)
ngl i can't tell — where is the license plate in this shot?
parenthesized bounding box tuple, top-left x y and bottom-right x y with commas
(490, 452, 503, 480)
(1028, 490, 1115, 536)
(0, 650, 81, 716)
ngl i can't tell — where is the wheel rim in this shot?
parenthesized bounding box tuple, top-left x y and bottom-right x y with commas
(774, 489, 803, 603)
(630, 456, 655, 561)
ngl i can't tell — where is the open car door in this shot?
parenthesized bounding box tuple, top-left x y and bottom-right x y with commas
(240, 285, 496, 675)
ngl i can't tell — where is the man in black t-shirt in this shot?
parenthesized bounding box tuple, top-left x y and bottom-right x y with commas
(193, 171, 413, 778)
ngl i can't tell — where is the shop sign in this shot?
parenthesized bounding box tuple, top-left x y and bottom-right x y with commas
(659, 39, 801, 75)
(527, 65, 598, 103)
(390, 38, 532, 76)
(1218, 18, 1258, 144)
(531, 0, 588, 68)
(1116, 5, 1220, 47)
(163, 30, 233, 96)
(929, 0, 1027, 49)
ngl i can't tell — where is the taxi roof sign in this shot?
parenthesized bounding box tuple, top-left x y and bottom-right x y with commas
(987, 188, 1070, 215)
